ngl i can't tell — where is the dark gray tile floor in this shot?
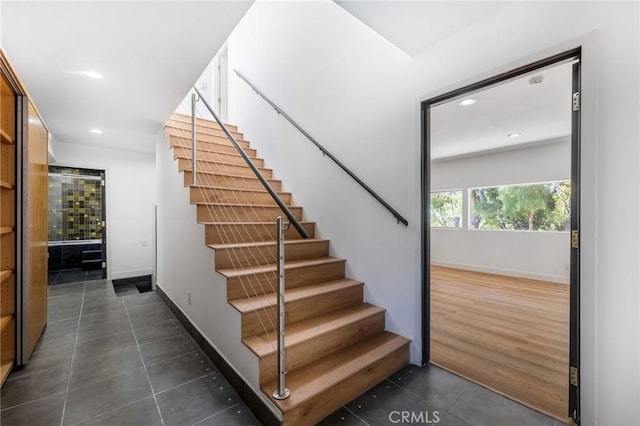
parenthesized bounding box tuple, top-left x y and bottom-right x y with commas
(0, 278, 561, 426)
(1, 280, 259, 426)
(49, 269, 104, 286)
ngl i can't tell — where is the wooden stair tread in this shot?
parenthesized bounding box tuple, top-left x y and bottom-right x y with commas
(178, 157, 272, 172)
(208, 238, 327, 250)
(229, 278, 363, 313)
(169, 135, 251, 152)
(165, 119, 242, 132)
(164, 124, 244, 139)
(219, 257, 343, 278)
(164, 115, 412, 423)
(194, 201, 301, 209)
(168, 132, 249, 146)
(243, 303, 385, 358)
(191, 185, 287, 195)
(202, 220, 314, 225)
(189, 186, 292, 206)
(0, 128, 13, 145)
(0, 314, 13, 332)
(264, 332, 410, 410)
(166, 117, 240, 131)
(170, 114, 239, 131)
(184, 170, 281, 181)
(0, 270, 13, 282)
(0, 227, 13, 235)
(172, 144, 256, 157)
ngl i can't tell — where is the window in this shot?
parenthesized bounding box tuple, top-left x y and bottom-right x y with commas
(430, 190, 463, 228)
(469, 181, 571, 231)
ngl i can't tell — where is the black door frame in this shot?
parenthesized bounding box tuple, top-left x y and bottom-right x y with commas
(420, 47, 581, 422)
(100, 170, 107, 279)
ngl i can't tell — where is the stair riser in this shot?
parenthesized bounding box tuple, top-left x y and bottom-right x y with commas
(167, 116, 239, 133)
(282, 342, 410, 426)
(165, 122, 243, 140)
(190, 187, 291, 206)
(258, 311, 386, 386)
(241, 284, 363, 338)
(214, 240, 328, 269)
(183, 172, 282, 191)
(227, 260, 345, 300)
(169, 134, 253, 152)
(178, 159, 273, 179)
(173, 147, 264, 167)
(205, 222, 315, 245)
(196, 205, 303, 223)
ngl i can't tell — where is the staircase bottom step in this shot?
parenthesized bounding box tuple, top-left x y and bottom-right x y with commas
(262, 332, 410, 426)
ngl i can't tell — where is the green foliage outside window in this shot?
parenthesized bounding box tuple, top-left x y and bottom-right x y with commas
(431, 191, 463, 228)
(470, 181, 571, 231)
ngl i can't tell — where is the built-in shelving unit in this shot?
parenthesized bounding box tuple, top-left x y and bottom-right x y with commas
(0, 69, 16, 385)
(0, 129, 12, 146)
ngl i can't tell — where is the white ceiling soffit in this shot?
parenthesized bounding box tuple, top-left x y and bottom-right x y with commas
(334, 0, 509, 56)
(1, 1, 253, 153)
(431, 61, 573, 161)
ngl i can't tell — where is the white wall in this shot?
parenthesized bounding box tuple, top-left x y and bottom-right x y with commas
(154, 131, 277, 417)
(431, 141, 571, 283)
(225, 1, 639, 424)
(52, 141, 155, 280)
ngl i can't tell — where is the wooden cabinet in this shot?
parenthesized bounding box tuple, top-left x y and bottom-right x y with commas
(25, 102, 48, 357)
(0, 69, 16, 384)
(0, 51, 49, 385)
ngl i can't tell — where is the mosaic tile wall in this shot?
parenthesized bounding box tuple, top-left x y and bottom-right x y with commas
(48, 167, 103, 242)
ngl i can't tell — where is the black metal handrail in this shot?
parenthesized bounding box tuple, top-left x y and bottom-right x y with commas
(193, 87, 310, 239)
(234, 69, 409, 226)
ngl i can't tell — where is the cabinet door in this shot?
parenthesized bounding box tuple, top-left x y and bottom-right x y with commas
(24, 101, 48, 358)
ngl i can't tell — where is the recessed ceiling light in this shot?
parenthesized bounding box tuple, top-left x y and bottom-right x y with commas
(508, 133, 521, 138)
(65, 70, 103, 80)
(90, 129, 103, 134)
(458, 98, 477, 106)
(529, 75, 544, 85)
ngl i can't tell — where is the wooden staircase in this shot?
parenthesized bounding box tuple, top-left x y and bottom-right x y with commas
(164, 114, 410, 425)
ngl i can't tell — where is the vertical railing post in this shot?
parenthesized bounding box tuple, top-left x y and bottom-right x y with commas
(191, 92, 199, 186)
(272, 216, 290, 400)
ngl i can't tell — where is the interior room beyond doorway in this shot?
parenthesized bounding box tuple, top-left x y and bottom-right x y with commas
(48, 166, 106, 285)
(426, 58, 576, 423)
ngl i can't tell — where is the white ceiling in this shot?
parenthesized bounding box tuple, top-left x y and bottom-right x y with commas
(334, 0, 510, 56)
(1, 1, 253, 153)
(333, 0, 572, 159)
(430, 61, 573, 160)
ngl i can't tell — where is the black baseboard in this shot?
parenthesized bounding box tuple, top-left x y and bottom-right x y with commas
(156, 285, 281, 426)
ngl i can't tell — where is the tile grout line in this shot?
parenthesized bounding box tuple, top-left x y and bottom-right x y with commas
(137, 329, 192, 348)
(0, 391, 67, 413)
(153, 372, 216, 397)
(59, 279, 88, 426)
(69, 394, 153, 425)
(143, 348, 202, 369)
(384, 376, 451, 412)
(122, 300, 166, 426)
(343, 405, 372, 426)
(190, 402, 240, 426)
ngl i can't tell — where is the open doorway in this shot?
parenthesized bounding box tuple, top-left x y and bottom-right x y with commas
(422, 49, 581, 423)
(47, 166, 106, 285)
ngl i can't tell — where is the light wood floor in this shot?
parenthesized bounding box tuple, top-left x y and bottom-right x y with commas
(430, 266, 570, 422)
